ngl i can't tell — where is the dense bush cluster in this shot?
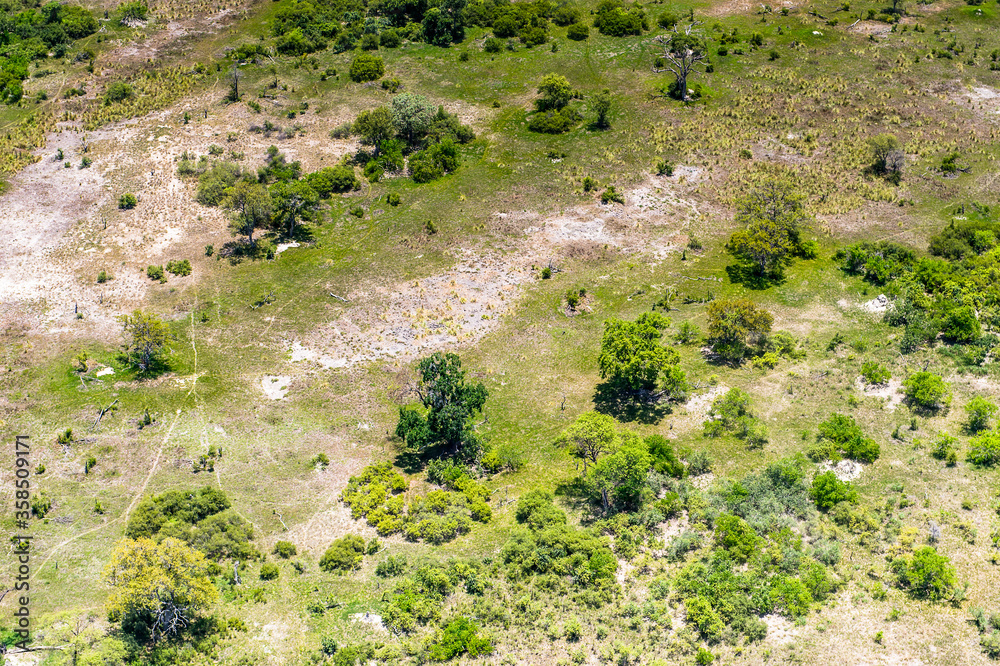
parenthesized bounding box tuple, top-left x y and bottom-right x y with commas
(126, 487, 258, 560)
(808, 413, 881, 463)
(703, 388, 768, 449)
(341, 462, 491, 543)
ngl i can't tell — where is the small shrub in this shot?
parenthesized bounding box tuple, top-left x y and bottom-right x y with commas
(312, 453, 330, 469)
(860, 361, 890, 386)
(97, 270, 112, 284)
(567, 23, 589, 40)
(375, 554, 407, 577)
(965, 396, 998, 433)
(31, 492, 52, 518)
(903, 372, 951, 413)
(273, 541, 297, 559)
(484, 37, 503, 53)
(319, 535, 366, 572)
(387, 192, 401, 206)
(118, 193, 138, 209)
(166, 259, 192, 276)
(349, 53, 385, 82)
(967, 431, 1000, 467)
(601, 187, 625, 205)
(146, 265, 166, 283)
(84, 456, 97, 474)
(656, 160, 674, 176)
(259, 562, 280, 580)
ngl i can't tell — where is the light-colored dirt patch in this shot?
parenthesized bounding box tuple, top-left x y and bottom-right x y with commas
(661, 513, 691, 539)
(261, 375, 291, 400)
(689, 472, 715, 490)
(861, 293, 891, 313)
(352, 612, 387, 632)
(850, 20, 893, 37)
(857, 376, 904, 411)
(818, 458, 863, 482)
(762, 613, 799, 645)
(685, 386, 727, 417)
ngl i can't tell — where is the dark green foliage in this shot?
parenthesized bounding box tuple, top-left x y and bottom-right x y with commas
(567, 22, 589, 40)
(809, 472, 859, 511)
(836, 240, 915, 285)
(860, 361, 890, 385)
(381, 564, 477, 633)
(103, 80, 133, 105)
(409, 138, 460, 183)
(600, 186, 625, 205)
(428, 617, 494, 660)
(422, 0, 467, 46)
(349, 53, 385, 82)
(307, 166, 359, 197)
(810, 413, 881, 463)
(714, 513, 759, 563)
(515, 490, 567, 530)
(259, 563, 279, 580)
(929, 214, 1000, 260)
(598, 312, 686, 395)
(394, 352, 487, 459)
(320, 535, 366, 572)
(716, 459, 814, 530)
(196, 161, 244, 207)
(593, 0, 646, 36)
(967, 431, 1000, 467)
(891, 546, 957, 601)
(118, 193, 137, 209)
(166, 259, 191, 277)
(31, 492, 51, 518)
(273, 541, 297, 559)
(902, 372, 950, 413)
(528, 107, 581, 134)
(646, 435, 686, 478)
(84, 455, 97, 474)
(126, 487, 257, 560)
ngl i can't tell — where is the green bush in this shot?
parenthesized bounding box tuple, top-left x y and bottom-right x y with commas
(273, 540, 297, 559)
(860, 361, 890, 385)
(118, 193, 137, 209)
(380, 29, 402, 48)
(567, 23, 589, 40)
(259, 562, 279, 580)
(891, 546, 957, 600)
(809, 471, 858, 511)
(811, 413, 880, 463)
(965, 396, 998, 433)
(196, 161, 243, 206)
(320, 535, 366, 572)
(146, 265, 165, 283)
(166, 259, 192, 276)
(515, 490, 567, 530)
(375, 554, 407, 577)
(349, 53, 385, 82)
(903, 372, 950, 413)
(307, 166, 359, 197)
(428, 617, 493, 660)
(967, 431, 1000, 467)
(84, 455, 97, 474)
(484, 36, 503, 53)
(103, 80, 133, 105)
(31, 492, 51, 518)
(601, 186, 625, 205)
(97, 270, 112, 283)
(713, 513, 759, 563)
(527, 107, 580, 134)
(931, 434, 959, 464)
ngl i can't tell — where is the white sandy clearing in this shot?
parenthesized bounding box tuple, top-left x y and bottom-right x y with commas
(819, 459, 864, 482)
(856, 377, 904, 411)
(261, 375, 291, 400)
(95, 366, 115, 377)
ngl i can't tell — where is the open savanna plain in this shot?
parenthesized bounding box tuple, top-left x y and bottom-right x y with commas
(2, 0, 1000, 663)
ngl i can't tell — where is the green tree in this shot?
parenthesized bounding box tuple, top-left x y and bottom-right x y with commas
(353, 106, 395, 154)
(556, 411, 619, 472)
(713, 513, 759, 562)
(809, 471, 859, 511)
(868, 133, 904, 176)
(652, 29, 707, 102)
(892, 546, 957, 601)
(349, 53, 385, 82)
(223, 180, 272, 246)
(395, 352, 488, 460)
(706, 299, 774, 362)
(902, 372, 950, 413)
(965, 396, 997, 434)
(941, 305, 981, 343)
(118, 310, 170, 373)
(390, 93, 437, 147)
(593, 89, 613, 129)
(536, 73, 573, 111)
(104, 537, 217, 640)
(421, 0, 467, 46)
(319, 534, 366, 572)
(967, 430, 1000, 467)
(598, 311, 687, 397)
(727, 179, 809, 277)
(592, 433, 651, 512)
(269, 179, 319, 237)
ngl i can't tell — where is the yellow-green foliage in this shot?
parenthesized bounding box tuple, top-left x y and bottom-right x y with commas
(82, 66, 201, 130)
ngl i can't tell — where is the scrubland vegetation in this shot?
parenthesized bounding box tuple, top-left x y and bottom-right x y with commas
(3, 0, 1000, 663)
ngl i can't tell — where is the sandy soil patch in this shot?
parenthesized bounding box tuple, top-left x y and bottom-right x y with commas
(261, 375, 291, 400)
(857, 376, 904, 411)
(818, 458, 864, 481)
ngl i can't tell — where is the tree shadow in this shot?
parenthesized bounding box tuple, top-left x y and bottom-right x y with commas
(554, 476, 601, 523)
(592, 382, 673, 425)
(725, 263, 786, 290)
(391, 440, 454, 475)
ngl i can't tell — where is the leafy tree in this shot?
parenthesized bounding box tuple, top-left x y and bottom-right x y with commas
(812, 413, 881, 463)
(428, 617, 493, 660)
(535, 73, 573, 111)
(273, 541, 297, 558)
(891, 546, 957, 601)
(646, 434, 686, 477)
(706, 299, 773, 362)
(557, 411, 618, 472)
(941, 305, 981, 343)
(307, 166, 359, 197)
(728, 179, 810, 277)
(269, 179, 319, 237)
(652, 28, 707, 102)
(809, 471, 858, 511)
(902, 372, 950, 413)
(592, 433, 651, 512)
(593, 89, 613, 129)
(598, 311, 687, 397)
(104, 537, 217, 640)
(868, 133, 904, 178)
(118, 311, 170, 373)
(320, 534, 366, 572)
(395, 353, 488, 460)
(353, 106, 395, 154)
(713, 513, 759, 563)
(965, 396, 998, 434)
(391, 93, 437, 147)
(514, 490, 567, 530)
(967, 430, 1000, 467)
(422, 0, 467, 46)
(349, 53, 385, 82)
(223, 180, 272, 246)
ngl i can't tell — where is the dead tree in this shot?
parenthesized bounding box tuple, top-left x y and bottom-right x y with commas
(652, 23, 708, 102)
